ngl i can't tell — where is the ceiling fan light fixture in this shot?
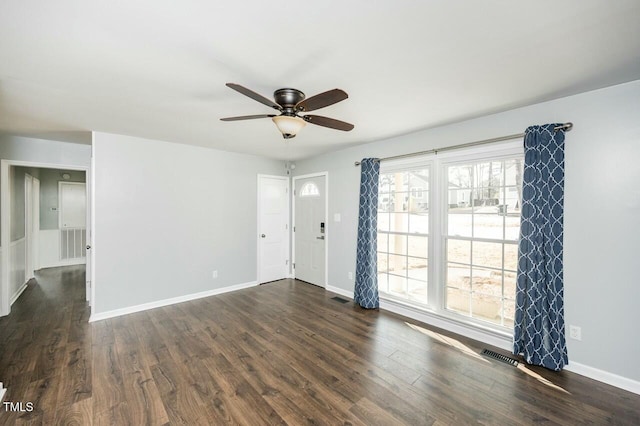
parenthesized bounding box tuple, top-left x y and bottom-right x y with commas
(272, 115, 306, 139)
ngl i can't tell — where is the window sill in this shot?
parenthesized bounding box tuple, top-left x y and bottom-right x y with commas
(379, 296, 513, 352)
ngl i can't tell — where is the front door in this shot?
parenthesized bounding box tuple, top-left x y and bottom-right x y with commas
(294, 175, 326, 287)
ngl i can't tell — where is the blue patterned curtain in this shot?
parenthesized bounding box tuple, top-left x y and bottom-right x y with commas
(354, 158, 380, 309)
(513, 124, 568, 371)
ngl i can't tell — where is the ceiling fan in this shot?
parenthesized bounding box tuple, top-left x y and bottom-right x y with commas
(221, 83, 354, 139)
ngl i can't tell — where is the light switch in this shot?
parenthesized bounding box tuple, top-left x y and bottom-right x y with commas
(334, 213, 341, 222)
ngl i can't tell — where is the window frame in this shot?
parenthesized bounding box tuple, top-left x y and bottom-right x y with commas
(378, 140, 523, 333)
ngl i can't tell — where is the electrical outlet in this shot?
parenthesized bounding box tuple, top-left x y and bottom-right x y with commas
(348, 272, 353, 280)
(569, 325, 581, 341)
(212, 270, 218, 279)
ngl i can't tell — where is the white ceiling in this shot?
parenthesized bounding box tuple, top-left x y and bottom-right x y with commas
(1, 1, 639, 160)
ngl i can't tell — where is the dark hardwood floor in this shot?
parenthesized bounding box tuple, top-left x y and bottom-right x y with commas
(1, 266, 639, 425)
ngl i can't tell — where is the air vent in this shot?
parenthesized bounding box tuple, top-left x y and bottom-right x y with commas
(331, 296, 350, 304)
(481, 349, 519, 367)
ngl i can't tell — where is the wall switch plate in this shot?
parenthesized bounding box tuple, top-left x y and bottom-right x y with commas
(569, 325, 582, 341)
(334, 213, 341, 222)
(348, 272, 353, 280)
(212, 270, 218, 279)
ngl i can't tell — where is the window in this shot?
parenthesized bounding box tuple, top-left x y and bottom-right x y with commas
(299, 182, 320, 197)
(445, 158, 522, 328)
(377, 168, 429, 305)
(377, 144, 523, 331)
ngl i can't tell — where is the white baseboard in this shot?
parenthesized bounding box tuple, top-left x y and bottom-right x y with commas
(89, 281, 258, 322)
(9, 282, 28, 306)
(565, 361, 640, 395)
(326, 285, 352, 299)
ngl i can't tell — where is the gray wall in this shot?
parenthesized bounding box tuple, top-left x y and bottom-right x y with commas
(293, 80, 640, 382)
(93, 132, 285, 314)
(38, 169, 86, 230)
(0, 134, 92, 167)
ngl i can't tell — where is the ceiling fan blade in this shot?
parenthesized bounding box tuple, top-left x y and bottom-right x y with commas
(220, 114, 276, 121)
(303, 115, 354, 131)
(296, 89, 348, 112)
(226, 83, 281, 110)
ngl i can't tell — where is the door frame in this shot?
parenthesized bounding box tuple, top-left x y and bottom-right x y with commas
(256, 174, 290, 284)
(24, 174, 40, 281)
(292, 171, 329, 288)
(0, 160, 92, 317)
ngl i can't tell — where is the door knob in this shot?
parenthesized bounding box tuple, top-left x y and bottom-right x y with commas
(261, 234, 266, 238)
(86, 245, 91, 250)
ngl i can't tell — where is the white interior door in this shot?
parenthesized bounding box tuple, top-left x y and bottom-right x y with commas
(258, 175, 289, 284)
(60, 183, 86, 228)
(294, 175, 326, 287)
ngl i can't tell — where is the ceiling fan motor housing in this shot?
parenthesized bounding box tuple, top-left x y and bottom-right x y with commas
(274, 88, 305, 111)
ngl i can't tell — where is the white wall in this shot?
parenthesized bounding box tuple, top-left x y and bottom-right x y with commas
(9, 238, 26, 304)
(293, 80, 640, 384)
(92, 132, 284, 314)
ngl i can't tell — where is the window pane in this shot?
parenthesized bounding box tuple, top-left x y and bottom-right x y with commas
(504, 159, 524, 187)
(391, 192, 409, 212)
(503, 298, 516, 328)
(476, 161, 504, 190)
(448, 165, 472, 189)
(389, 213, 409, 233)
(379, 173, 395, 193)
(378, 273, 388, 293)
(409, 194, 429, 213)
(388, 254, 407, 276)
(473, 212, 504, 239)
(408, 258, 428, 281)
(388, 234, 407, 255)
(448, 202, 472, 237)
(377, 212, 389, 232)
(471, 294, 502, 325)
(377, 253, 388, 273)
(378, 194, 391, 212)
(447, 239, 470, 264)
(447, 288, 470, 316)
(377, 233, 389, 253)
(409, 212, 429, 234)
(408, 236, 428, 258)
(505, 214, 520, 241)
(504, 244, 518, 271)
(396, 172, 409, 192)
(472, 242, 502, 269)
(447, 263, 470, 290)
(388, 274, 407, 297)
(504, 271, 517, 299)
(470, 266, 502, 297)
(408, 279, 428, 304)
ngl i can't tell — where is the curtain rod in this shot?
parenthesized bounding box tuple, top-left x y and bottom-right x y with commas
(354, 122, 573, 166)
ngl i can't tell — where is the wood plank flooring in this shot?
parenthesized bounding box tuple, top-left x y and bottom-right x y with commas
(1, 265, 639, 425)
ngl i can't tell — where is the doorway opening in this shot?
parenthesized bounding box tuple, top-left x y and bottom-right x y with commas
(0, 160, 91, 317)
